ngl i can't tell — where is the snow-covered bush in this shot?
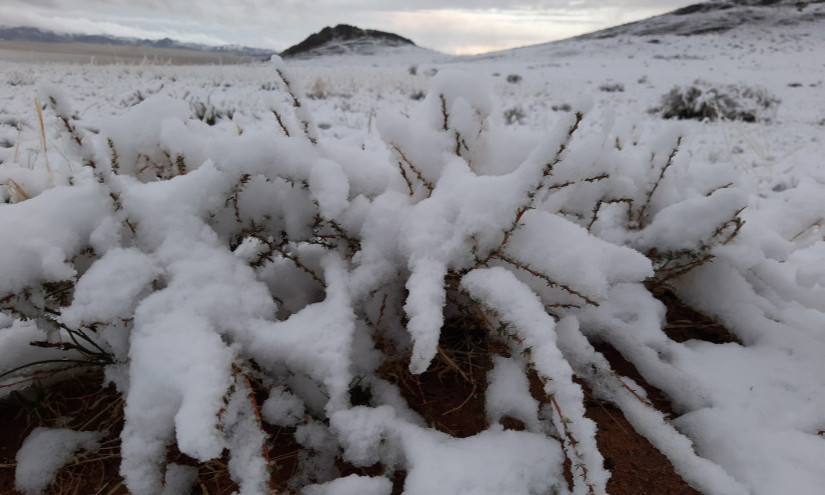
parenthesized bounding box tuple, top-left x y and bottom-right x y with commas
(598, 82, 624, 93)
(188, 95, 236, 125)
(7, 70, 35, 87)
(503, 105, 526, 125)
(0, 61, 749, 495)
(653, 79, 780, 122)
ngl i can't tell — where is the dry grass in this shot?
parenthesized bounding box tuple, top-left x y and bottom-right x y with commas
(377, 315, 495, 438)
(0, 370, 126, 495)
(34, 99, 51, 178)
(3, 179, 29, 203)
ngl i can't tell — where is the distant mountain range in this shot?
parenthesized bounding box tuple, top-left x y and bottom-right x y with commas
(0, 24, 425, 60)
(0, 26, 277, 58)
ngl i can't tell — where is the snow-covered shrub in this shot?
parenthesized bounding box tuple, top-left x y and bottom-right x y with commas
(598, 82, 625, 93)
(307, 77, 329, 100)
(188, 95, 236, 125)
(7, 70, 35, 87)
(0, 61, 749, 495)
(653, 79, 780, 122)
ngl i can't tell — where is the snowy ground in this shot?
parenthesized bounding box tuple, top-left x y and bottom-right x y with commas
(1, 12, 825, 495)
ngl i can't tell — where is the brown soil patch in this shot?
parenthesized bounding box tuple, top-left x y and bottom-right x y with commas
(377, 316, 493, 438)
(655, 286, 740, 344)
(582, 382, 701, 495)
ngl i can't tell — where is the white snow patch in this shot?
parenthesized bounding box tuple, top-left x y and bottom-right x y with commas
(15, 427, 102, 495)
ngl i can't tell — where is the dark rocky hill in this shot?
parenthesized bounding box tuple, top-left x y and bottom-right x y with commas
(280, 24, 416, 58)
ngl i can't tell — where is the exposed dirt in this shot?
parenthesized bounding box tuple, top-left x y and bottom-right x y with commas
(378, 316, 494, 439)
(585, 346, 700, 495)
(584, 388, 701, 495)
(0, 292, 734, 494)
(656, 287, 740, 344)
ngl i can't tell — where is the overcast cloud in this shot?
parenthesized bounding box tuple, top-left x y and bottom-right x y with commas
(1, 0, 698, 54)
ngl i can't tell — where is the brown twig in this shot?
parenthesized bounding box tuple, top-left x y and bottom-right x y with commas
(546, 173, 610, 192)
(271, 109, 290, 137)
(441, 383, 476, 417)
(273, 243, 325, 287)
(492, 254, 600, 307)
(468, 300, 597, 494)
(478, 112, 584, 266)
(439, 94, 449, 131)
(275, 69, 316, 144)
(242, 374, 275, 492)
(636, 137, 682, 228)
(587, 197, 634, 232)
(392, 144, 434, 193)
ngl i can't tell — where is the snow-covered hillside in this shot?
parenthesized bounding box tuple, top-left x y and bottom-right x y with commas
(576, 0, 825, 38)
(1, 3, 825, 494)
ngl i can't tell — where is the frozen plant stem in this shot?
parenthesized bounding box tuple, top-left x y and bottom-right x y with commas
(478, 112, 584, 265)
(636, 137, 682, 229)
(13, 119, 22, 164)
(392, 144, 434, 195)
(34, 99, 52, 178)
(470, 301, 600, 494)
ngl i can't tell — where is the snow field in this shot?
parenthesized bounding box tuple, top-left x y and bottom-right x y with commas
(1, 22, 825, 495)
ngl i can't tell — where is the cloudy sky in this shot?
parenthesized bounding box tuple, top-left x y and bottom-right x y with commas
(2, 1, 698, 54)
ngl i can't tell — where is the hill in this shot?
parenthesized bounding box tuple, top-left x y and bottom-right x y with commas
(577, 0, 825, 38)
(280, 24, 419, 58)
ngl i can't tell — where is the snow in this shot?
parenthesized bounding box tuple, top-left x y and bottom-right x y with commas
(485, 354, 542, 432)
(15, 427, 102, 495)
(330, 405, 567, 495)
(3, 5, 825, 494)
(302, 474, 392, 495)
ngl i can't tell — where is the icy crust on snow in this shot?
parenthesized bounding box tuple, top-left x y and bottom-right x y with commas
(15, 427, 102, 495)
